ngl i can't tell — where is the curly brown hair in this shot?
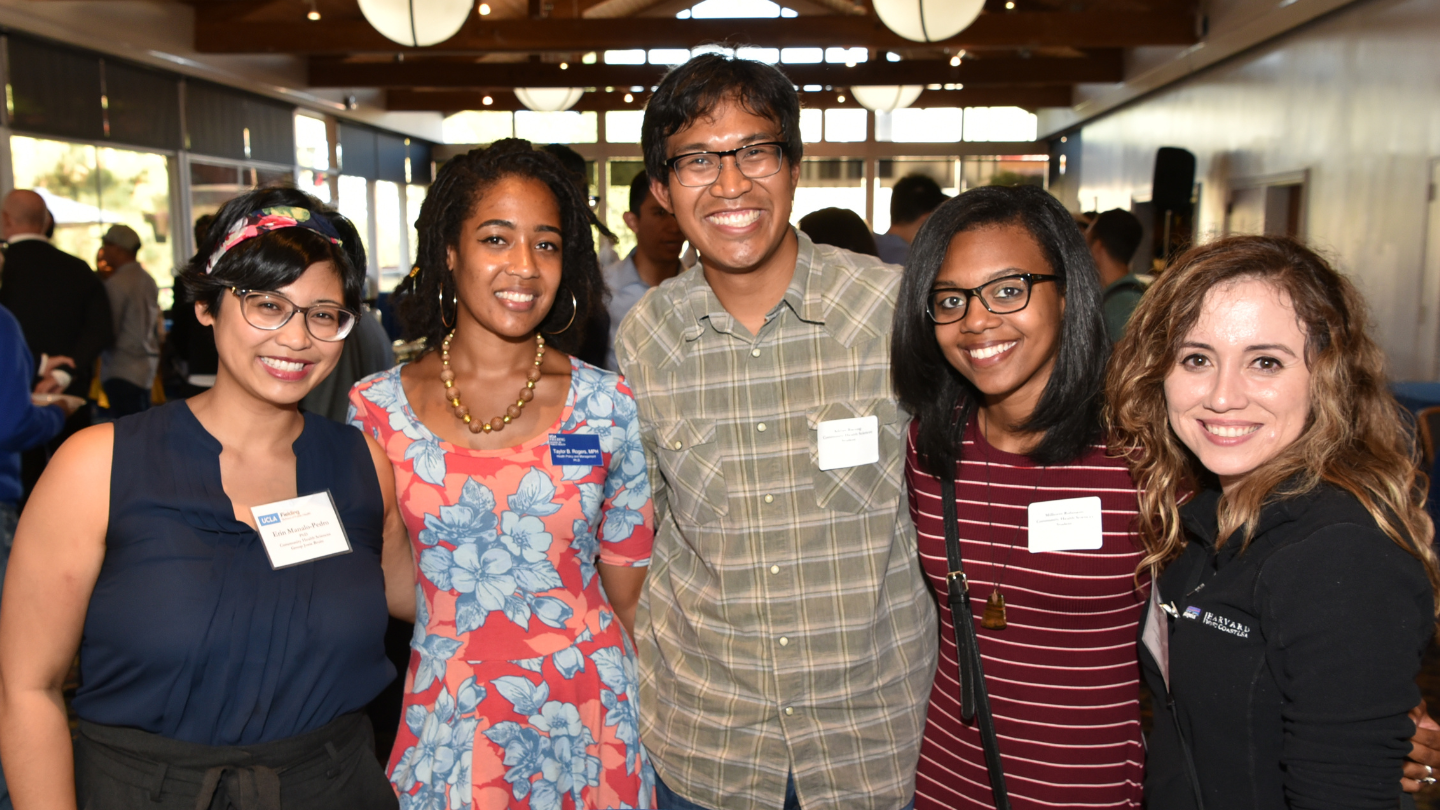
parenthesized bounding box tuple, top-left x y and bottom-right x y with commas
(1105, 235, 1440, 609)
(394, 138, 607, 357)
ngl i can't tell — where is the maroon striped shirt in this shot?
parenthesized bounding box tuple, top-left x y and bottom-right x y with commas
(907, 417, 1147, 810)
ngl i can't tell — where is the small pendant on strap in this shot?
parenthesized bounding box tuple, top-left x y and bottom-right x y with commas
(981, 588, 1008, 630)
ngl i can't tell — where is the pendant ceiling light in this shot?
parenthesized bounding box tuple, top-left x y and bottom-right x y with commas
(850, 85, 925, 112)
(515, 88, 585, 112)
(872, 0, 985, 42)
(357, 0, 473, 48)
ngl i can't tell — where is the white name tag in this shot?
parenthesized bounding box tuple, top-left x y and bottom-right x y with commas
(816, 415, 880, 471)
(1027, 496, 1104, 553)
(250, 491, 352, 569)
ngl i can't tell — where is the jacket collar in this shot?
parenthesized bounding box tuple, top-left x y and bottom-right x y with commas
(1179, 478, 1326, 557)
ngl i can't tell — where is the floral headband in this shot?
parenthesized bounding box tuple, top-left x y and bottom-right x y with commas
(205, 206, 344, 274)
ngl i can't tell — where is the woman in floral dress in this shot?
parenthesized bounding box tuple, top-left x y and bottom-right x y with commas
(349, 140, 654, 810)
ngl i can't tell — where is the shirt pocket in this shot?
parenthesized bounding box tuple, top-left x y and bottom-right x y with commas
(656, 418, 729, 526)
(805, 399, 902, 514)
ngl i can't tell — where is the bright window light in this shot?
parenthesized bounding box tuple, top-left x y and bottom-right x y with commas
(605, 110, 645, 143)
(442, 110, 513, 144)
(886, 52, 901, 62)
(825, 47, 867, 64)
(691, 44, 735, 59)
(963, 107, 1039, 142)
(649, 49, 691, 65)
(515, 111, 598, 144)
(799, 108, 822, 143)
(295, 114, 330, 170)
(736, 47, 780, 63)
(876, 108, 963, 143)
(604, 49, 647, 65)
(781, 47, 823, 64)
(824, 108, 867, 142)
(685, 0, 789, 17)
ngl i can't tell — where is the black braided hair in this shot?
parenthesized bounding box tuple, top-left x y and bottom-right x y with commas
(395, 138, 606, 357)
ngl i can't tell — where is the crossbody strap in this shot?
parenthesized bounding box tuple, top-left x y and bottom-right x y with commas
(939, 475, 1011, 810)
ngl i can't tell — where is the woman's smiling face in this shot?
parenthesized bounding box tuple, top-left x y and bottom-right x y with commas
(1163, 277, 1312, 492)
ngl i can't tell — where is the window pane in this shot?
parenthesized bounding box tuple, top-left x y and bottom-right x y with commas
(648, 49, 690, 65)
(604, 49, 646, 64)
(735, 47, 779, 63)
(298, 169, 333, 204)
(781, 47, 822, 64)
(295, 114, 330, 170)
(337, 175, 370, 263)
(963, 107, 1039, 142)
(960, 156, 1049, 189)
(823, 109, 866, 143)
(792, 158, 866, 229)
(375, 180, 403, 294)
(406, 184, 428, 268)
(515, 111, 597, 144)
(876, 108, 963, 143)
(605, 110, 645, 144)
(12, 135, 103, 292)
(98, 147, 175, 308)
(443, 111, 513, 144)
(825, 47, 867, 64)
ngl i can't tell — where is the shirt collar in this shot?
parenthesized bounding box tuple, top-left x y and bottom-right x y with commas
(605, 249, 643, 290)
(6, 233, 50, 245)
(677, 228, 828, 341)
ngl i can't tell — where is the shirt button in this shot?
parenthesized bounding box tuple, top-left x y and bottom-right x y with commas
(751, 348, 761, 357)
(763, 494, 774, 504)
(672, 440, 683, 450)
(770, 565, 780, 574)
(757, 423, 767, 432)
(779, 637, 789, 646)
(784, 706, 794, 716)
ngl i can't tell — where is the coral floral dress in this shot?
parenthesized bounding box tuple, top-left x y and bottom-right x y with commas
(349, 359, 655, 810)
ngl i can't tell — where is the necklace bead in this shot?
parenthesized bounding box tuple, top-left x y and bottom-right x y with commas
(440, 329, 544, 435)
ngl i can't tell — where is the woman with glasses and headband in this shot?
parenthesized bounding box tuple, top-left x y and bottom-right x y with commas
(891, 185, 1147, 809)
(0, 187, 413, 809)
(348, 139, 654, 808)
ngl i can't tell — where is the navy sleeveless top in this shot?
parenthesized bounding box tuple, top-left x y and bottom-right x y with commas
(73, 401, 395, 746)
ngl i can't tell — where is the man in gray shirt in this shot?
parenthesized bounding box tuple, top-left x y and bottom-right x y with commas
(98, 225, 160, 416)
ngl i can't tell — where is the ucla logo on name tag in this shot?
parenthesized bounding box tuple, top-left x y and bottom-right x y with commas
(257, 513, 281, 527)
(549, 433, 603, 467)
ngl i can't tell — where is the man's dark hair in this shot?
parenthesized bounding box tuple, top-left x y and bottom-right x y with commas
(395, 138, 607, 358)
(541, 143, 589, 190)
(1089, 208, 1143, 265)
(892, 185, 1109, 473)
(642, 54, 803, 185)
(628, 170, 652, 215)
(889, 174, 949, 226)
(179, 187, 362, 316)
(798, 207, 878, 257)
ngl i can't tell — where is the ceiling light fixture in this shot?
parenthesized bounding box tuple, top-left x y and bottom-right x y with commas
(837, 94, 846, 103)
(559, 62, 569, 70)
(482, 95, 493, 106)
(872, 0, 985, 42)
(306, 0, 320, 20)
(950, 55, 961, 66)
(478, 2, 491, 14)
(515, 87, 584, 112)
(850, 85, 924, 111)
(624, 93, 634, 102)
(358, 0, 471, 47)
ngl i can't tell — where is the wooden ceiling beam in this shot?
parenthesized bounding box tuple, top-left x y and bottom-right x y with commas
(312, 52, 1122, 88)
(197, 11, 1196, 54)
(387, 85, 1074, 112)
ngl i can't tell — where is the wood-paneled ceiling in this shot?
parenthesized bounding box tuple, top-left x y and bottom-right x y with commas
(186, 0, 1200, 114)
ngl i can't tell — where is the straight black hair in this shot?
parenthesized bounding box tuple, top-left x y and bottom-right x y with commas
(1089, 208, 1143, 265)
(642, 53, 803, 185)
(892, 185, 1109, 476)
(395, 138, 606, 357)
(628, 170, 651, 215)
(179, 187, 361, 315)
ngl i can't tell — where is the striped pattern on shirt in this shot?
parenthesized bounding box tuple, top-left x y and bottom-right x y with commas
(906, 417, 1146, 810)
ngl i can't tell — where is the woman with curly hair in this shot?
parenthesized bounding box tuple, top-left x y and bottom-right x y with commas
(1106, 235, 1439, 809)
(348, 139, 654, 809)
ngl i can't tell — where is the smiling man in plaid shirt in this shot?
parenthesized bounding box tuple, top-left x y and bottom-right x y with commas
(614, 54, 937, 810)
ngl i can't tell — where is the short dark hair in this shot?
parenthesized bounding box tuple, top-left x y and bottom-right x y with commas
(178, 187, 362, 316)
(628, 170, 652, 215)
(890, 174, 949, 225)
(395, 138, 607, 357)
(1088, 208, 1143, 265)
(642, 54, 803, 185)
(541, 143, 589, 189)
(892, 185, 1109, 474)
(798, 207, 878, 257)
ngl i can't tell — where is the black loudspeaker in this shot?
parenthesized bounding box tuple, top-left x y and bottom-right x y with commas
(1151, 147, 1196, 211)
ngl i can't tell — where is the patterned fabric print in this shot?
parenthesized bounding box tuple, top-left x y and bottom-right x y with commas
(349, 359, 655, 810)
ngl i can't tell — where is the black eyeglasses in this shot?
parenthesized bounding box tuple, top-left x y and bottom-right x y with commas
(665, 142, 788, 188)
(229, 288, 357, 342)
(926, 274, 1059, 324)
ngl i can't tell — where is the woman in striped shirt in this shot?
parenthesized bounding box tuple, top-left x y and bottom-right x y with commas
(891, 185, 1146, 809)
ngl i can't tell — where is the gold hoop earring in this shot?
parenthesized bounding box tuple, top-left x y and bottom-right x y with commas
(439, 283, 456, 329)
(545, 291, 578, 334)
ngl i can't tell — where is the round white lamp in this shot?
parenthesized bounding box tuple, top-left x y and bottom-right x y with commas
(850, 85, 925, 112)
(873, 0, 985, 42)
(357, 0, 473, 48)
(515, 88, 585, 112)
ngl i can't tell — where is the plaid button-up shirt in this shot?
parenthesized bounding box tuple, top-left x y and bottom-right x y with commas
(615, 232, 938, 810)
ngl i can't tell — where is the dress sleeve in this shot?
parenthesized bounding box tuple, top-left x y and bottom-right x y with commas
(596, 375, 654, 568)
(1259, 523, 1433, 809)
(347, 379, 379, 436)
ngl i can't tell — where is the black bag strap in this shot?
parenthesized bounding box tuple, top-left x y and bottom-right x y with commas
(939, 475, 1011, 810)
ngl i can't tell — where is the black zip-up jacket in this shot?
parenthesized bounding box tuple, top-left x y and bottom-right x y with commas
(1140, 484, 1434, 809)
